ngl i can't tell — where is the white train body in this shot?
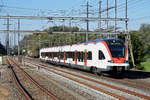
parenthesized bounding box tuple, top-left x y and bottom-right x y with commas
(40, 39, 129, 73)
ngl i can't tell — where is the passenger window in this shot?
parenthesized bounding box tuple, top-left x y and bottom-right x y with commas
(78, 52, 81, 61)
(46, 52, 48, 57)
(81, 52, 84, 62)
(99, 50, 105, 60)
(87, 51, 92, 60)
(61, 52, 63, 59)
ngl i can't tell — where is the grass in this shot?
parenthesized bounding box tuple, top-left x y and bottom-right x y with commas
(1, 56, 5, 65)
(141, 62, 150, 72)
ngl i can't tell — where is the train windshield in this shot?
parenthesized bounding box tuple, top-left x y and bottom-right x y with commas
(106, 40, 125, 58)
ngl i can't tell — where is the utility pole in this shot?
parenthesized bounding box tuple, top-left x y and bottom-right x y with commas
(125, 0, 135, 67)
(86, 1, 89, 32)
(99, 0, 102, 32)
(18, 19, 20, 60)
(6, 17, 9, 55)
(125, 0, 128, 46)
(13, 23, 16, 47)
(4, 15, 11, 55)
(115, 0, 117, 32)
(86, 1, 90, 42)
(38, 34, 41, 50)
(106, 0, 109, 29)
(69, 20, 72, 45)
(98, 0, 102, 39)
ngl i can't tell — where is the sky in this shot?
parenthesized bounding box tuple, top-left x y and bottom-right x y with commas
(0, 0, 150, 46)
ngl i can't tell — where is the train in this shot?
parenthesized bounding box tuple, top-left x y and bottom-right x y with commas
(40, 39, 129, 74)
(28, 50, 39, 58)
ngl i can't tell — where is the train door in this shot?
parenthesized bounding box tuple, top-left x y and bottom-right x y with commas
(84, 51, 87, 66)
(52, 53, 54, 61)
(49, 52, 51, 62)
(75, 51, 77, 64)
(64, 52, 66, 64)
(59, 52, 61, 63)
(98, 50, 106, 68)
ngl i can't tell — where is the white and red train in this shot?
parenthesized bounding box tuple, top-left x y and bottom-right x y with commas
(40, 39, 129, 73)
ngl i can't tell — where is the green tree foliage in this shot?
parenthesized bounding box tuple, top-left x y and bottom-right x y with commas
(138, 24, 150, 61)
(44, 25, 79, 34)
(130, 31, 145, 65)
(0, 43, 6, 55)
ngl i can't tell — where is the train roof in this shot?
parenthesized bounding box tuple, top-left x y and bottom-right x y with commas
(40, 39, 123, 50)
(85, 39, 123, 44)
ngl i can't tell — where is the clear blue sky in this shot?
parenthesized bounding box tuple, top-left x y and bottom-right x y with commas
(0, 0, 150, 46)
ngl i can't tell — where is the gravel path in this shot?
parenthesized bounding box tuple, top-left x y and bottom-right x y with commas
(0, 65, 25, 100)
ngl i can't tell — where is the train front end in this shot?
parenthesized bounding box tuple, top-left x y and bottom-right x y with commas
(105, 39, 129, 72)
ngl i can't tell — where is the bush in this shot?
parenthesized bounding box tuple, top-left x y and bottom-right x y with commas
(135, 64, 145, 70)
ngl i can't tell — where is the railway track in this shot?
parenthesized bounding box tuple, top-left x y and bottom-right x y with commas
(24, 59, 150, 100)
(6, 59, 31, 100)
(27, 57, 150, 92)
(7, 58, 59, 100)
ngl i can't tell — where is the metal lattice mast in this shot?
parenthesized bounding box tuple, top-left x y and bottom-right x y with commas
(99, 0, 102, 32)
(115, 0, 117, 32)
(125, 0, 135, 67)
(106, 0, 109, 29)
(18, 19, 20, 56)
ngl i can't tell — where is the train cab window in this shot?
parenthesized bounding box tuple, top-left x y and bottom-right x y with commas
(99, 50, 105, 60)
(41, 53, 45, 57)
(87, 51, 92, 60)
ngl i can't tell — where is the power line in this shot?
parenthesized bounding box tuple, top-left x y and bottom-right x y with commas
(130, 16, 150, 21)
(117, 0, 149, 11)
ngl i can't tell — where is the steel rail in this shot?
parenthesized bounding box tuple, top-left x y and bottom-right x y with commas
(6, 59, 32, 100)
(9, 58, 59, 100)
(27, 61, 128, 100)
(27, 60, 150, 100)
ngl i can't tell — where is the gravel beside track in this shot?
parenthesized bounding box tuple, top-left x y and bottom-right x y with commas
(26, 63, 116, 100)
(0, 65, 24, 100)
(8, 58, 59, 100)
(23, 67, 91, 100)
(35, 59, 150, 95)
(24, 57, 150, 100)
(25, 61, 144, 100)
(51, 67, 150, 97)
(13, 57, 106, 100)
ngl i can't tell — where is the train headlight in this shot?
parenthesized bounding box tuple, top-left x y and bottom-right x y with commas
(108, 60, 114, 63)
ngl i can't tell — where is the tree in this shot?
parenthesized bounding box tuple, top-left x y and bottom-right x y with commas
(0, 43, 6, 55)
(44, 25, 80, 34)
(130, 31, 145, 65)
(138, 24, 150, 61)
